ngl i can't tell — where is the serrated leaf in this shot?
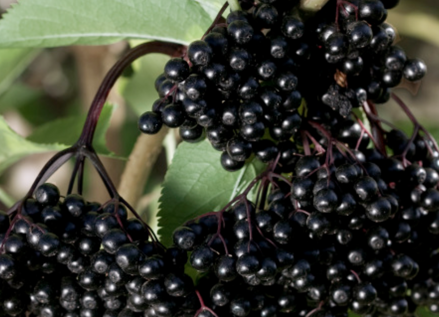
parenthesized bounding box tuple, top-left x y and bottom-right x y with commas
(0, 49, 40, 96)
(157, 140, 266, 247)
(26, 103, 116, 155)
(0, 0, 214, 48)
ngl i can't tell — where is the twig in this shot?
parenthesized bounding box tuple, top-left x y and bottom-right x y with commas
(118, 128, 169, 212)
(203, 2, 229, 38)
(78, 41, 185, 146)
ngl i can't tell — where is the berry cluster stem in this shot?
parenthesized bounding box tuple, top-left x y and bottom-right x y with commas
(5, 40, 186, 248)
(78, 41, 185, 146)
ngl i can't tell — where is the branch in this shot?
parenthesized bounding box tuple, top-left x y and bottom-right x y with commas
(77, 41, 185, 146)
(117, 128, 169, 211)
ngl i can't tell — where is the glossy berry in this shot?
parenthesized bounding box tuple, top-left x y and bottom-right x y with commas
(164, 58, 189, 82)
(404, 58, 427, 81)
(282, 16, 304, 39)
(365, 197, 392, 222)
(230, 297, 252, 316)
(139, 111, 163, 134)
(359, 0, 387, 25)
(228, 21, 254, 45)
(240, 122, 265, 142)
(190, 245, 216, 271)
(35, 183, 60, 206)
(64, 194, 86, 217)
(254, 4, 279, 28)
(253, 139, 279, 163)
(188, 41, 212, 66)
(227, 137, 252, 162)
(346, 21, 373, 49)
(161, 104, 186, 128)
(136, 257, 164, 282)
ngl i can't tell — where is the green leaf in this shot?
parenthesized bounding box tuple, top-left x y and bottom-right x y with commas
(0, 49, 40, 96)
(26, 103, 116, 155)
(0, 0, 214, 48)
(195, 0, 225, 20)
(157, 140, 266, 247)
(0, 117, 63, 175)
(121, 53, 169, 116)
(0, 83, 43, 113)
(0, 103, 118, 176)
(416, 307, 435, 317)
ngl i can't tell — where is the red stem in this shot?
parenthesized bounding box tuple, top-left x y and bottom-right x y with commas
(195, 290, 218, 317)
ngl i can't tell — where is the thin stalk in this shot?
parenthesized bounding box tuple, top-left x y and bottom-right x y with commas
(203, 2, 229, 38)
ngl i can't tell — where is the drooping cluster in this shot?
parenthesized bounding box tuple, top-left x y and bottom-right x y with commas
(171, 111, 439, 316)
(138, 0, 426, 171)
(0, 183, 207, 317)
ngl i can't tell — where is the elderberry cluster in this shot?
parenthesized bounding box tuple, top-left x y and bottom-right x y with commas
(171, 108, 439, 317)
(138, 0, 426, 172)
(301, 0, 426, 117)
(0, 183, 208, 317)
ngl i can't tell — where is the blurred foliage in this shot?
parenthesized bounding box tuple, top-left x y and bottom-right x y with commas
(0, 48, 40, 96)
(388, 1, 439, 48)
(26, 103, 117, 156)
(120, 52, 169, 116)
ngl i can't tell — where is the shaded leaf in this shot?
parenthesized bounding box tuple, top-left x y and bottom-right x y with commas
(27, 103, 116, 155)
(0, 49, 40, 96)
(121, 53, 169, 116)
(0, 103, 118, 175)
(0, 0, 213, 48)
(0, 83, 43, 113)
(158, 140, 266, 247)
(0, 117, 62, 175)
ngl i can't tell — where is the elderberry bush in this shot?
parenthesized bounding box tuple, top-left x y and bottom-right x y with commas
(172, 127, 439, 316)
(138, 0, 426, 172)
(0, 183, 205, 317)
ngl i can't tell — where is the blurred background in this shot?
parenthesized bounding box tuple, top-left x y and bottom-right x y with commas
(0, 0, 437, 230)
